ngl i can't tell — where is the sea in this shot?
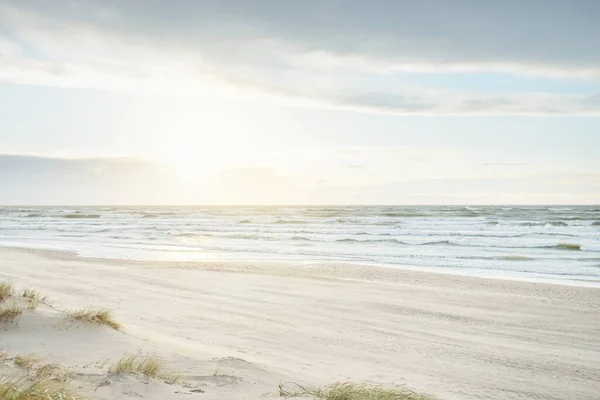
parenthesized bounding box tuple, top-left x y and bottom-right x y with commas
(1, 206, 599, 286)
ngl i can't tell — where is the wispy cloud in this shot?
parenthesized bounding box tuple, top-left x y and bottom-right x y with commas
(1, 0, 599, 115)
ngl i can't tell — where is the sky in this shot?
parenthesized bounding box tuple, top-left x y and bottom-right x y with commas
(0, 0, 599, 205)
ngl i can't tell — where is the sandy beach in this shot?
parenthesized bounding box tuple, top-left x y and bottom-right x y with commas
(1, 246, 599, 399)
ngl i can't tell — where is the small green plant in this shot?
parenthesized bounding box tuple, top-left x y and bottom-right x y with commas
(278, 382, 432, 400)
(0, 281, 14, 302)
(0, 302, 23, 324)
(67, 308, 121, 330)
(109, 354, 181, 384)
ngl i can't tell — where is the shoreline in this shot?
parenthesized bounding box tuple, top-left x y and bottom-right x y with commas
(2, 244, 599, 289)
(2, 246, 600, 399)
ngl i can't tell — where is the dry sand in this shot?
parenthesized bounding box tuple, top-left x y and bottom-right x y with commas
(1, 246, 599, 399)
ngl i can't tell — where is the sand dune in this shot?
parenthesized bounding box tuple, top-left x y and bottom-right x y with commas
(1, 247, 599, 399)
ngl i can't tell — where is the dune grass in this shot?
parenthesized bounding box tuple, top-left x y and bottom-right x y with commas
(35, 363, 73, 382)
(34, 363, 61, 378)
(67, 308, 121, 330)
(0, 302, 23, 324)
(0, 281, 15, 302)
(0, 376, 81, 400)
(21, 289, 47, 310)
(14, 355, 40, 372)
(278, 382, 432, 400)
(109, 354, 180, 384)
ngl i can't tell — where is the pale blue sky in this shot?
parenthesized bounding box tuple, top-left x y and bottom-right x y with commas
(0, 0, 599, 204)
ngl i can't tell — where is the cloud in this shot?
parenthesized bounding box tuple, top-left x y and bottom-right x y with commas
(96, 0, 600, 77)
(0, 154, 185, 204)
(1, 154, 598, 205)
(1, 0, 600, 115)
(478, 163, 527, 167)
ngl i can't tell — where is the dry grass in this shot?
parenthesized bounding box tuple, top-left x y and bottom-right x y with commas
(278, 382, 432, 400)
(0, 376, 81, 400)
(0, 281, 14, 302)
(14, 355, 40, 372)
(67, 308, 121, 330)
(26, 298, 39, 310)
(35, 363, 73, 382)
(34, 363, 61, 378)
(109, 354, 180, 384)
(0, 302, 23, 324)
(21, 289, 47, 310)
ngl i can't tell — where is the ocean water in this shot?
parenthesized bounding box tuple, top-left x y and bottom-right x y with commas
(0, 206, 599, 285)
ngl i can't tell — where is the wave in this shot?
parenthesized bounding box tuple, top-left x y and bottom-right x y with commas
(350, 239, 586, 251)
(169, 232, 206, 237)
(239, 219, 252, 224)
(426, 240, 583, 251)
(291, 236, 312, 241)
(172, 232, 285, 241)
(550, 243, 581, 251)
(335, 238, 405, 244)
(592, 221, 600, 226)
(517, 221, 570, 227)
(274, 220, 308, 224)
(139, 211, 180, 217)
(499, 255, 534, 261)
(62, 214, 101, 219)
(379, 212, 428, 217)
(421, 240, 454, 246)
(24, 213, 42, 218)
(547, 221, 568, 227)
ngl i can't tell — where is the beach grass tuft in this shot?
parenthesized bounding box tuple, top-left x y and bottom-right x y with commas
(0, 376, 81, 400)
(278, 382, 432, 400)
(21, 289, 47, 310)
(35, 363, 74, 382)
(67, 308, 121, 330)
(34, 363, 61, 378)
(0, 302, 23, 324)
(109, 354, 181, 384)
(14, 355, 40, 371)
(0, 281, 15, 302)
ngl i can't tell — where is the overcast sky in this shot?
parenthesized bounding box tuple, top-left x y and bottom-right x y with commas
(0, 0, 599, 204)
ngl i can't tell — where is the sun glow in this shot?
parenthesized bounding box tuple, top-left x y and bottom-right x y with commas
(145, 98, 276, 178)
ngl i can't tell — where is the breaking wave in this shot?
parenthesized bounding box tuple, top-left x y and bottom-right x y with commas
(62, 214, 101, 219)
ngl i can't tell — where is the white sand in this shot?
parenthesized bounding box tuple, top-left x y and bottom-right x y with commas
(1, 247, 599, 399)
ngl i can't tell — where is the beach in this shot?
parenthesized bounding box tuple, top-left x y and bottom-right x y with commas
(1, 246, 599, 399)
